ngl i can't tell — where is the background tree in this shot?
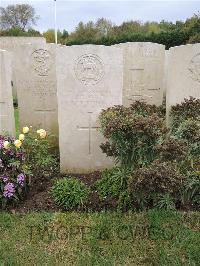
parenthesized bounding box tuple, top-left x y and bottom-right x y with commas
(43, 29, 69, 44)
(0, 4, 39, 31)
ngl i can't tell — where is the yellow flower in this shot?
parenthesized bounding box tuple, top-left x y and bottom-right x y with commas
(23, 126, 29, 134)
(40, 130, 47, 139)
(37, 129, 47, 139)
(19, 134, 25, 141)
(3, 141, 10, 149)
(14, 140, 22, 148)
(36, 129, 42, 134)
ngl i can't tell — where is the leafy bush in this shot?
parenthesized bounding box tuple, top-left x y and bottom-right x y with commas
(128, 161, 184, 209)
(95, 168, 124, 199)
(170, 97, 200, 132)
(181, 170, 200, 207)
(130, 101, 165, 118)
(0, 135, 26, 208)
(99, 103, 167, 169)
(95, 167, 131, 210)
(155, 194, 176, 210)
(170, 99, 200, 170)
(19, 127, 58, 183)
(51, 177, 90, 210)
(175, 119, 200, 144)
(98, 98, 199, 211)
(156, 138, 188, 162)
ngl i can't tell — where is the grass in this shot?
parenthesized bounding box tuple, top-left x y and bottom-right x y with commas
(14, 107, 20, 136)
(0, 210, 199, 265)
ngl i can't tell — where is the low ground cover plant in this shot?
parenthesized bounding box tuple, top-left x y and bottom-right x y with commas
(51, 177, 90, 210)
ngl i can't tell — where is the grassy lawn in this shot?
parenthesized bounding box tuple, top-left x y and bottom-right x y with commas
(0, 210, 199, 265)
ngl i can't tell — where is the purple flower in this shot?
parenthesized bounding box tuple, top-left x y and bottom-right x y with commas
(2, 175, 8, 183)
(17, 174, 25, 186)
(0, 175, 9, 183)
(3, 182, 15, 198)
(16, 152, 25, 161)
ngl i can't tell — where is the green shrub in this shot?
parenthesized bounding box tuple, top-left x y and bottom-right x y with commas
(128, 161, 184, 209)
(175, 119, 200, 144)
(155, 194, 176, 210)
(95, 168, 131, 210)
(181, 170, 200, 207)
(170, 97, 200, 132)
(51, 177, 90, 210)
(155, 137, 188, 162)
(19, 127, 58, 184)
(99, 103, 167, 169)
(130, 101, 165, 118)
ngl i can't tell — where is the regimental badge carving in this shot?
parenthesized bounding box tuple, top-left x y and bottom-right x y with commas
(31, 49, 52, 76)
(188, 53, 200, 82)
(74, 54, 104, 85)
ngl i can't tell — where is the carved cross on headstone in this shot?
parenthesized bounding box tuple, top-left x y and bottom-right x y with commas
(77, 112, 100, 155)
(35, 108, 56, 129)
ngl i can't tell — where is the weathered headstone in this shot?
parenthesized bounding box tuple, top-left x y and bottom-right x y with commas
(15, 43, 58, 135)
(56, 45, 123, 173)
(166, 44, 200, 117)
(0, 37, 46, 99)
(0, 49, 15, 136)
(114, 42, 165, 106)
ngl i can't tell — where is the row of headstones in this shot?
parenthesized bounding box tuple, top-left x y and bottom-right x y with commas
(0, 37, 200, 173)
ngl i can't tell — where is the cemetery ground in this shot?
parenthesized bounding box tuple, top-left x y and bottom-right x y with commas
(0, 100, 199, 265)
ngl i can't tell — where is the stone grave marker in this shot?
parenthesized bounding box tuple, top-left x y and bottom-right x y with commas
(14, 43, 58, 135)
(0, 37, 46, 99)
(166, 43, 200, 118)
(56, 45, 123, 173)
(114, 42, 165, 106)
(0, 49, 15, 136)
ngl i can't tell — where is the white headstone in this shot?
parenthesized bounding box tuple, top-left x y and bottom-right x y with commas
(166, 44, 200, 117)
(114, 42, 165, 106)
(15, 43, 58, 135)
(163, 50, 170, 99)
(0, 49, 15, 136)
(56, 45, 123, 173)
(0, 37, 46, 99)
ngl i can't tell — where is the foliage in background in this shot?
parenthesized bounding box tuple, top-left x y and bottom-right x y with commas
(51, 177, 90, 210)
(0, 4, 39, 30)
(0, 4, 199, 48)
(0, 135, 26, 208)
(64, 14, 200, 48)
